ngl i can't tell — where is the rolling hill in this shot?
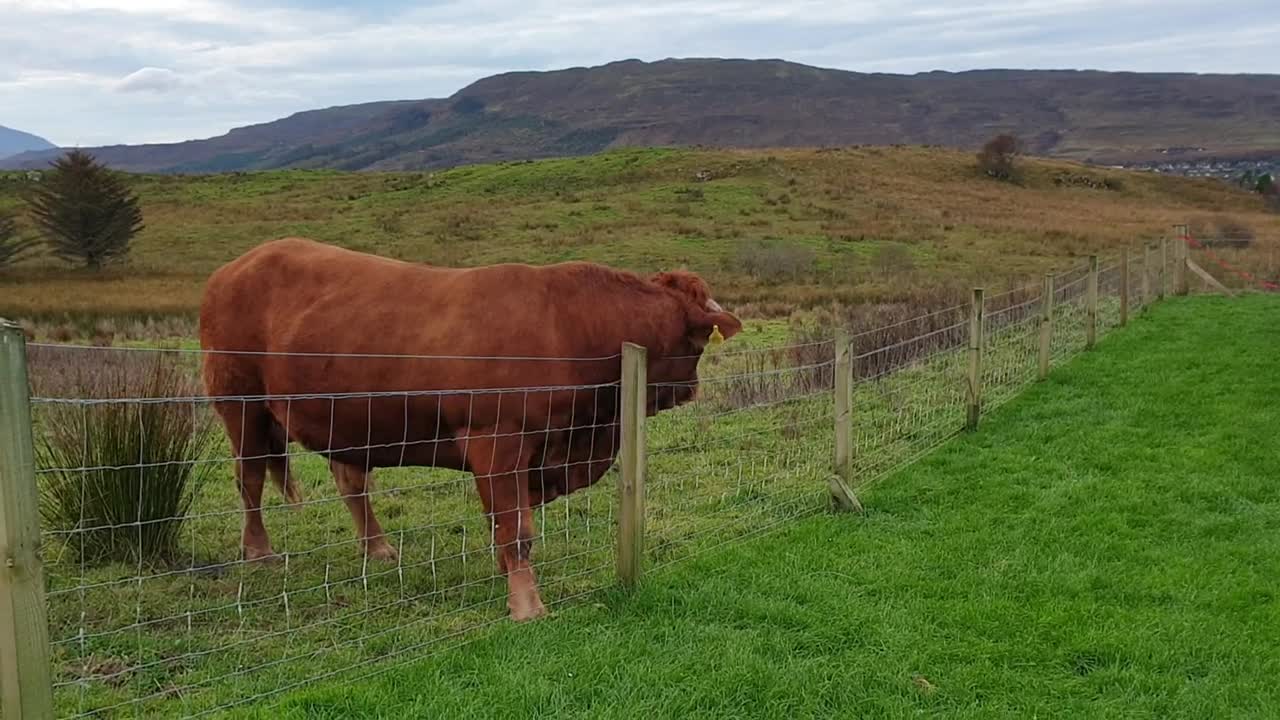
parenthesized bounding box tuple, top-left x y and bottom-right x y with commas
(0, 124, 56, 160)
(4, 59, 1279, 174)
(3, 145, 1277, 321)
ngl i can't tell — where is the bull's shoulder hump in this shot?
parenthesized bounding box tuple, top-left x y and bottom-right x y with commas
(224, 237, 417, 274)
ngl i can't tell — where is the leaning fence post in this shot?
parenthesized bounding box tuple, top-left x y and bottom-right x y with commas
(1038, 273, 1053, 380)
(1119, 247, 1130, 327)
(1086, 255, 1099, 349)
(1174, 223, 1190, 296)
(1159, 238, 1168, 299)
(966, 288, 984, 431)
(1142, 242, 1153, 310)
(0, 320, 55, 720)
(617, 342, 647, 587)
(830, 329, 862, 512)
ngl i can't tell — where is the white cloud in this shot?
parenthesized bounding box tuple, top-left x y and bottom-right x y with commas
(114, 67, 185, 93)
(0, 0, 1276, 146)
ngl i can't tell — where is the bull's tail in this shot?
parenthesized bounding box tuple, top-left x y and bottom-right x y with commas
(267, 420, 304, 506)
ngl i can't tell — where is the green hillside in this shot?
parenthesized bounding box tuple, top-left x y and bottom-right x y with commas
(1, 145, 1276, 321)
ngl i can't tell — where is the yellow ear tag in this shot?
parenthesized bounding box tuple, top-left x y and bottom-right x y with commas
(708, 324, 725, 349)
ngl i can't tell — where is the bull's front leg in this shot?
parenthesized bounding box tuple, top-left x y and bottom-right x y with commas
(460, 429, 546, 622)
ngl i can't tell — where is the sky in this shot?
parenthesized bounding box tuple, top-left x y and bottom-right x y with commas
(2, 0, 1277, 147)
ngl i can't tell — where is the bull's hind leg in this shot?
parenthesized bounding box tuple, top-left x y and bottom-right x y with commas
(329, 460, 398, 563)
(212, 401, 280, 563)
(459, 429, 545, 622)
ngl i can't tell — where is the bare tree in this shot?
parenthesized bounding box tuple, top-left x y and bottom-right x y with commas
(977, 133, 1022, 182)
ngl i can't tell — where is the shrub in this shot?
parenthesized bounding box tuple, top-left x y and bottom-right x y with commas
(870, 244, 916, 276)
(34, 351, 215, 566)
(1190, 214, 1255, 242)
(1216, 217, 1255, 241)
(729, 239, 816, 283)
(977, 133, 1022, 181)
(24, 149, 144, 270)
(374, 211, 405, 236)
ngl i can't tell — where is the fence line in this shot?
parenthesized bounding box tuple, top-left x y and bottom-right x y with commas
(0, 239, 1181, 718)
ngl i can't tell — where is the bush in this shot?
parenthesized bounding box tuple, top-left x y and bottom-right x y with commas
(1189, 214, 1255, 242)
(34, 351, 215, 566)
(870, 244, 915, 276)
(729, 239, 816, 283)
(24, 149, 144, 270)
(977, 133, 1022, 182)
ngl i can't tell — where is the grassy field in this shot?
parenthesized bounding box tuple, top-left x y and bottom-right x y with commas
(210, 292, 1280, 719)
(3, 145, 1277, 322)
(32, 253, 1134, 717)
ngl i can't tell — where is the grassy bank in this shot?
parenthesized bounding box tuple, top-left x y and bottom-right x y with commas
(227, 293, 1280, 719)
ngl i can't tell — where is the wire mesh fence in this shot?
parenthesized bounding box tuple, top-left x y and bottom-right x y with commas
(1183, 232, 1280, 293)
(647, 344, 836, 569)
(1, 242, 1171, 718)
(27, 345, 628, 718)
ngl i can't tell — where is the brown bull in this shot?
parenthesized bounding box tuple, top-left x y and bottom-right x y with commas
(198, 238, 741, 621)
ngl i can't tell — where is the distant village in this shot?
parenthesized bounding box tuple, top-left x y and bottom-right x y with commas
(1115, 155, 1280, 184)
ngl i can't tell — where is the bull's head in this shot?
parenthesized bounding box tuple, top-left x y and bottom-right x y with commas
(648, 270, 743, 412)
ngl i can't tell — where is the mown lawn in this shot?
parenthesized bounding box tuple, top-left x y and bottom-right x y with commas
(239, 293, 1280, 719)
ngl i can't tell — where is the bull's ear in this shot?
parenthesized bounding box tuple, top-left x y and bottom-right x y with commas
(688, 307, 743, 349)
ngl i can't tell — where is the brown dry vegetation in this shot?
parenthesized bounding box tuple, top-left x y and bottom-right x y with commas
(2, 145, 1277, 333)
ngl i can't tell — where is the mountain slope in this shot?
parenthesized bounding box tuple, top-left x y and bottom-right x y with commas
(0, 125, 56, 160)
(5, 59, 1280, 173)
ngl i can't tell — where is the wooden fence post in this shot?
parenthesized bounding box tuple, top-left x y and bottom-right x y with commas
(1038, 273, 1053, 380)
(831, 329, 862, 512)
(0, 320, 55, 720)
(1159, 238, 1168, 299)
(966, 288, 984, 431)
(617, 342, 647, 587)
(1142, 242, 1153, 310)
(1086, 255, 1099, 349)
(1174, 223, 1190, 296)
(1119, 247, 1130, 327)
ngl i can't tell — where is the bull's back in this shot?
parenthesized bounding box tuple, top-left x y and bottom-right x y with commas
(205, 239, 632, 378)
(199, 239, 631, 437)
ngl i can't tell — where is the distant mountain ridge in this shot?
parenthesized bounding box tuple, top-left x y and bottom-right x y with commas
(0, 125, 56, 160)
(5, 58, 1279, 173)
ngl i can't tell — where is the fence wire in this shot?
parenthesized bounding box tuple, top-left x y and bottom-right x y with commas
(16, 248, 1159, 717)
(1184, 235, 1280, 293)
(28, 344, 630, 718)
(647, 345, 835, 569)
(983, 288, 1042, 413)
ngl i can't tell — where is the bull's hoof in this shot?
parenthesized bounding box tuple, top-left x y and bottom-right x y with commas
(365, 540, 400, 564)
(509, 598, 548, 623)
(243, 546, 281, 564)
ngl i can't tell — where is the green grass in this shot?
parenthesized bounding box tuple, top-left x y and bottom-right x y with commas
(4, 145, 1277, 319)
(210, 293, 1280, 719)
(31, 265, 1157, 717)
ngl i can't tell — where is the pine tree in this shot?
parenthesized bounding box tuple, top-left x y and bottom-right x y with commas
(24, 149, 144, 270)
(0, 211, 39, 269)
